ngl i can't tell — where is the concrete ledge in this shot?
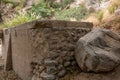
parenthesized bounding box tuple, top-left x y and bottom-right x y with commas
(13, 20, 93, 30)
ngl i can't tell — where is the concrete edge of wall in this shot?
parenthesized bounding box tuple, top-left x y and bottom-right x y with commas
(12, 20, 93, 30)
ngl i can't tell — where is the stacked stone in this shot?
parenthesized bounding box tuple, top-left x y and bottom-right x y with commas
(29, 27, 92, 80)
(0, 70, 22, 80)
(31, 58, 78, 80)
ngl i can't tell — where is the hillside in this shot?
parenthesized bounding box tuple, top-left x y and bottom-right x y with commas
(0, 0, 120, 80)
(0, 0, 120, 28)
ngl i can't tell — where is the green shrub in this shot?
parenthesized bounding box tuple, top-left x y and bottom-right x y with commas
(97, 10, 104, 22)
(61, 0, 74, 8)
(52, 2, 61, 9)
(107, 4, 116, 14)
(2, 12, 38, 28)
(28, 2, 55, 18)
(55, 5, 88, 20)
(1, 0, 56, 28)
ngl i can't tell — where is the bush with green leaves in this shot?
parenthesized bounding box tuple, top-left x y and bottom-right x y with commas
(28, 1, 55, 18)
(61, 0, 74, 8)
(1, 11, 39, 28)
(0, 0, 55, 28)
(107, 5, 116, 14)
(97, 10, 104, 22)
(55, 5, 88, 20)
(0, 0, 89, 28)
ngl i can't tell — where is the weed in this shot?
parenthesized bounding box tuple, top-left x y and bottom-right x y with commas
(97, 10, 104, 22)
(55, 5, 88, 20)
(1, 11, 38, 28)
(28, 2, 55, 18)
(107, 5, 116, 14)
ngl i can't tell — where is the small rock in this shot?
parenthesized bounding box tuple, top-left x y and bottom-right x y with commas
(35, 72, 40, 77)
(32, 75, 37, 80)
(70, 52, 74, 57)
(36, 77, 42, 80)
(49, 52, 59, 59)
(63, 61, 71, 67)
(46, 66, 57, 74)
(68, 44, 75, 51)
(65, 56, 72, 61)
(57, 69, 66, 78)
(44, 59, 58, 66)
(33, 69, 37, 74)
(57, 65, 63, 70)
(39, 66, 45, 73)
(40, 72, 56, 80)
(35, 65, 39, 70)
(71, 61, 77, 66)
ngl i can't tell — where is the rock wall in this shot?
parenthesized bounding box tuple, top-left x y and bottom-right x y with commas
(30, 26, 91, 80)
(4, 20, 93, 80)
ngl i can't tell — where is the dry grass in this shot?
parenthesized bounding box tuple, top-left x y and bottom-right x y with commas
(81, 14, 99, 27)
(99, 15, 120, 34)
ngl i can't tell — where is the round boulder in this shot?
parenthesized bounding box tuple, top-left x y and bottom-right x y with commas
(75, 28, 120, 72)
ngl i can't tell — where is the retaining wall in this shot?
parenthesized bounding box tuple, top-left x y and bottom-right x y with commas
(3, 20, 93, 80)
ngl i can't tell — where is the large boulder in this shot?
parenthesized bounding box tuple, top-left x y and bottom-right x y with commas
(75, 28, 120, 72)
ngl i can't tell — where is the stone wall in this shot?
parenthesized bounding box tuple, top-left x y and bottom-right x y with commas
(4, 20, 93, 80)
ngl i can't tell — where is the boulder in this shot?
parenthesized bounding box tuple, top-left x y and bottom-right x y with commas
(75, 28, 120, 72)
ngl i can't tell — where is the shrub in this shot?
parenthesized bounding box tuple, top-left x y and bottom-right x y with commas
(107, 4, 116, 14)
(2, 11, 38, 28)
(52, 2, 61, 9)
(28, 2, 55, 18)
(111, 0, 120, 8)
(61, 0, 74, 8)
(97, 10, 104, 22)
(55, 5, 88, 20)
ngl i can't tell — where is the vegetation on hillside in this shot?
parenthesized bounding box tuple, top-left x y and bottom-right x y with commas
(0, 0, 120, 28)
(0, 0, 89, 28)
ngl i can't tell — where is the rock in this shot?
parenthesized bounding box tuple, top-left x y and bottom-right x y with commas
(63, 61, 71, 67)
(44, 59, 58, 66)
(68, 44, 75, 51)
(36, 78, 42, 80)
(40, 72, 56, 80)
(33, 69, 37, 74)
(75, 28, 120, 72)
(39, 66, 45, 73)
(32, 75, 37, 80)
(57, 69, 66, 78)
(57, 65, 63, 70)
(35, 65, 39, 70)
(46, 66, 57, 74)
(31, 75, 42, 80)
(71, 61, 77, 66)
